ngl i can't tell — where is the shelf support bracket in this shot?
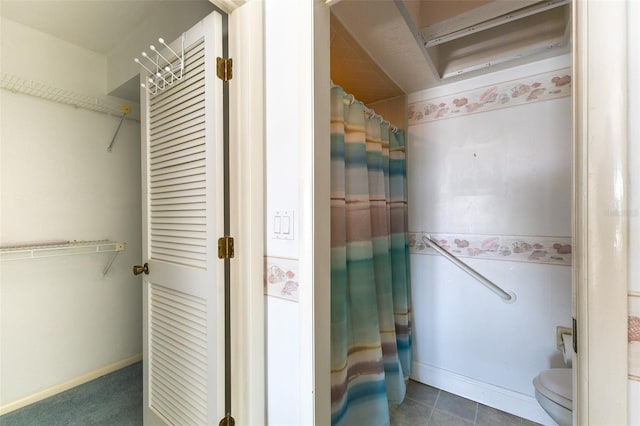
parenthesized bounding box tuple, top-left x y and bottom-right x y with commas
(103, 251, 120, 276)
(107, 105, 131, 152)
(102, 242, 126, 276)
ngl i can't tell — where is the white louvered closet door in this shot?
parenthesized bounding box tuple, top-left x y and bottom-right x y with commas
(140, 11, 225, 426)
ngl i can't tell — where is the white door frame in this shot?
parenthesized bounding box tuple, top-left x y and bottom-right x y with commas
(297, 1, 331, 424)
(213, 1, 330, 424)
(228, 1, 265, 425)
(573, 0, 629, 424)
(232, 0, 332, 424)
(316, 0, 633, 425)
(208, 1, 265, 425)
(216, 0, 635, 424)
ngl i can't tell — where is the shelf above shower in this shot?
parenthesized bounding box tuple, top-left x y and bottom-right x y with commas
(420, 0, 571, 79)
(0, 240, 126, 275)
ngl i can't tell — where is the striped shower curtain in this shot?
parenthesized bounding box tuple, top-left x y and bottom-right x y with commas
(330, 86, 412, 426)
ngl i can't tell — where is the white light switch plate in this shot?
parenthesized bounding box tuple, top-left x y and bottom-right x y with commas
(272, 210, 294, 240)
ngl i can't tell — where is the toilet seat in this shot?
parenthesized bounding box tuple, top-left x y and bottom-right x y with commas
(533, 368, 572, 410)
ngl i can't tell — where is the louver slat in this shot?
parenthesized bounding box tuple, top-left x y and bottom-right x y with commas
(150, 126, 204, 148)
(150, 161, 205, 180)
(151, 171, 204, 185)
(151, 146, 206, 170)
(150, 46, 205, 106)
(151, 134, 205, 159)
(149, 116, 205, 143)
(148, 37, 207, 270)
(150, 284, 208, 425)
(151, 92, 205, 125)
(151, 228, 205, 239)
(150, 105, 205, 137)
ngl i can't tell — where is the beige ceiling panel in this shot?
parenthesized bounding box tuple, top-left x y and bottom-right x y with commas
(332, 0, 437, 95)
(331, 14, 404, 104)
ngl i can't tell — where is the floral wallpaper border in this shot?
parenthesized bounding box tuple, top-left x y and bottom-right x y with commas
(409, 232, 572, 266)
(263, 242, 640, 379)
(264, 256, 299, 302)
(407, 68, 572, 125)
(630, 294, 640, 381)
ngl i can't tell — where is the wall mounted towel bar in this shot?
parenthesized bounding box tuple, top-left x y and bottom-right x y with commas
(421, 234, 516, 303)
(0, 240, 126, 276)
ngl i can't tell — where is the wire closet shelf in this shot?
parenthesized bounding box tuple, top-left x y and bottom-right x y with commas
(0, 240, 126, 276)
(0, 73, 136, 120)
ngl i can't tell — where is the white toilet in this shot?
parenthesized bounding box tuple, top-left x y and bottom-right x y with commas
(533, 332, 573, 425)
(533, 368, 572, 425)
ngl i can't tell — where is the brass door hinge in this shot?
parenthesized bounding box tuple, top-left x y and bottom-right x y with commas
(219, 414, 235, 426)
(218, 236, 235, 259)
(216, 57, 232, 81)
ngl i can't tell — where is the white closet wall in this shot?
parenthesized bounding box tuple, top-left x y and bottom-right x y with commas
(0, 18, 142, 411)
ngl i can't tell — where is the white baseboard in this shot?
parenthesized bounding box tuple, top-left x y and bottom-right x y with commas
(411, 361, 557, 426)
(0, 353, 143, 416)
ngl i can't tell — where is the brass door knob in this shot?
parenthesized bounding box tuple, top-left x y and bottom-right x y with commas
(133, 263, 149, 275)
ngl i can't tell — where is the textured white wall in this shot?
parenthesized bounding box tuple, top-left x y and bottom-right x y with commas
(629, 0, 640, 423)
(0, 18, 142, 408)
(407, 55, 572, 425)
(408, 96, 572, 236)
(264, 0, 301, 424)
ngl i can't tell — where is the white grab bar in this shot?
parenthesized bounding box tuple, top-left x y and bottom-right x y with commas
(421, 235, 516, 303)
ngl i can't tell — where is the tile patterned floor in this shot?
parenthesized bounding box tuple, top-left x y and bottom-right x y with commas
(390, 380, 542, 426)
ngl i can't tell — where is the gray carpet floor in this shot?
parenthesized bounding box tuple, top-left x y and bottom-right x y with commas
(1, 364, 539, 425)
(0, 362, 142, 426)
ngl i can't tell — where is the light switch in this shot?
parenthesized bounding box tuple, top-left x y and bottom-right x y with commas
(272, 210, 295, 240)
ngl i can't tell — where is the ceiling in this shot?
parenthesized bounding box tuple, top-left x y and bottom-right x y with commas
(0, 1, 218, 56)
(330, 13, 404, 105)
(2, 0, 570, 105)
(0, 0, 217, 101)
(331, 0, 571, 103)
(331, 0, 436, 99)
(0, 1, 213, 55)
